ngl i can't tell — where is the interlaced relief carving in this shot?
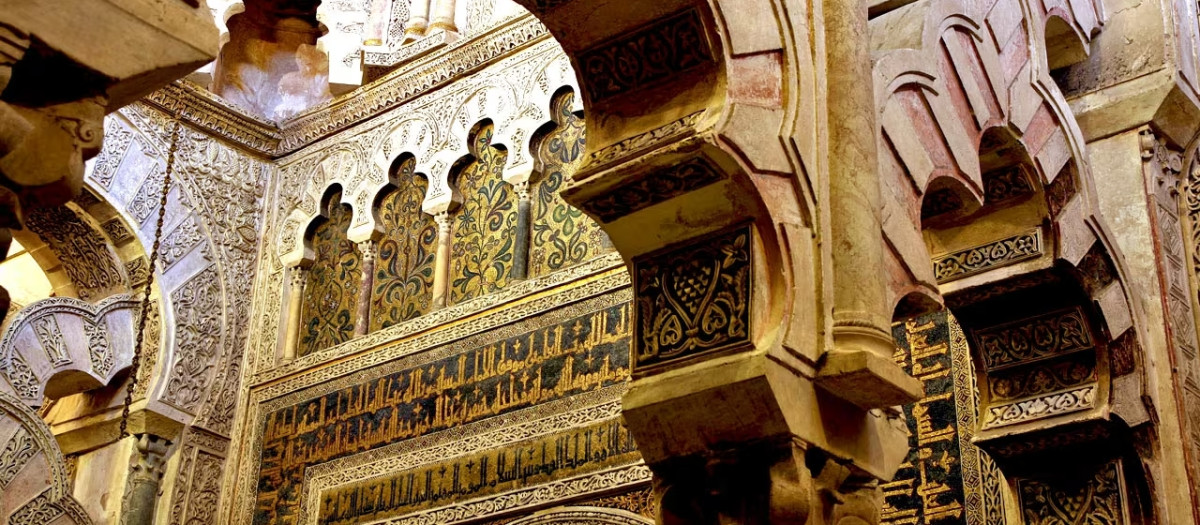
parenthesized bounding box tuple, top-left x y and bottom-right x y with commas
(372, 157, 437, 331)
(633, 226, 751, 369)
(89, 118, 136, 188)
(9, 490, 64, 525)
(84, 318, 114, 377)
(25, 204, 127, 301)
(33, 317, 70, 367)
(451, 123, 516, 304)
(6, 353, 39, 399)
(576, 8, 713, 102)
(986, 353, 1095, 402)
(0, 428, 36, 489)
(300, 191, 362, 355)
(932, 229, 1043, 283)
(161, 267, 223, 413)
(101, 217, 134, 244)
(160, 215, 207, 269)
(1017, 460, 1127, 524)
(982, 384, 1096, 429)
(974, 308, 1093, 370)
(531, 91, 610, 277)
(584, 111, 705, 172)
(982, 166, 1034, 204)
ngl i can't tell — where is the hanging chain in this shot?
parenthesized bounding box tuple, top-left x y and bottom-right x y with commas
(119, 121, 180, 440)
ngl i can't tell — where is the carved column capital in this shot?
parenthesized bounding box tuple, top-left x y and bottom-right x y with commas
(120, 433, 171, 525)
(512, 180, 531, 202)
(434, 210, 452, 232)
(128, 433, 170, 482)
(289, 267, 308, 289)
(357, 240, 378, 262)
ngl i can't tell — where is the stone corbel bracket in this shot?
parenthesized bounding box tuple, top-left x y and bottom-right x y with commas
(0, 294, 141, 406)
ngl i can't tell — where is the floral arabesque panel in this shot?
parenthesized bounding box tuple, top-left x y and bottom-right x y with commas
(300, 191, 362, 356)
(530, 92, 611, 278)
(450, 123, 516, 305)
(371, 157, 437, 331)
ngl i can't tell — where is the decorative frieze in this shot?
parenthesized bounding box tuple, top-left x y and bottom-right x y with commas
(982, 384, 1096, 429)
(577, 8, 714, 102)
(252, 294, 632, 524)
(632, 225, 751, 370)
(932, 229, 1043, 283)
(973, 307, 1093, 371)
(577, 156, 724, 223)
(583, 111, 705, 173)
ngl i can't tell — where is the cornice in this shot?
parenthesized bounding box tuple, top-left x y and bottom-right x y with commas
(141, 81, 281, 156)
(276, 14, 550, 152)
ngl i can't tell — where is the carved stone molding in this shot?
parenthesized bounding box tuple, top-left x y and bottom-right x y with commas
(0, 294, 142, 404)
(576, 156, 724, 223)
(932, 229, 1044, 284)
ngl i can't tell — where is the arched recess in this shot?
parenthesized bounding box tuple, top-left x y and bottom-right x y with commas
(874, 0, 1150, 518)
(369, 154, 438, 330)
(526, 88, 611, 278)
(298, 185, 362, 356)
(447, 119, 516, 305)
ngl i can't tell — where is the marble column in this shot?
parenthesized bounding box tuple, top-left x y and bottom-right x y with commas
(282, 267, 307, 361)
(511, 181, 531, 281)
(431, 211, 452, 309)
(819, 0, 921, 407)
(363, 0, 392, 46)
(354, 240, 377, 336)
(429, 0, 458, 34)
(404, 0, 431, 43)
(118, 434, 170, 525)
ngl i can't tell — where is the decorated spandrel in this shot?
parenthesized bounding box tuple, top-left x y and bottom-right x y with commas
(372, 157, 438, 331)
(450, 123, 516, 305)
(300, 191, 363, 356)
(254, 300, 633, 525)
(530, 91, 611, 278)
(887, 311, 1008, 525)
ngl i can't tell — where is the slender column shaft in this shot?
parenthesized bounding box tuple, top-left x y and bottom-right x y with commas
(354, 240, 377, 336)
(118, 434, 169, 525)
(511, 182, 531, 281)
(404, 0, 431, 42)
(429, 0, 458, 33)
(363, 0, 392, 46)
(826, 0, 892, 357)
(431, 211, 452, 309)
(282, 267, 307, 361)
